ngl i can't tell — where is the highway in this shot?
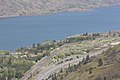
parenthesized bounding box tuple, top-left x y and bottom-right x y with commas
(34, 48, 108, 80)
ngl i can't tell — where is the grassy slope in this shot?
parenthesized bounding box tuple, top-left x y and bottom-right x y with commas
(64, 44, 120, 80)
(53, 36, 120, 60)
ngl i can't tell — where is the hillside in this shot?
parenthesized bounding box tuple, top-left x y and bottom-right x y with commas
(0, 30, 120, 80)
(24, 30, 120, 80)
(62, 44, 120, 80)
(0, 0, 120, 17)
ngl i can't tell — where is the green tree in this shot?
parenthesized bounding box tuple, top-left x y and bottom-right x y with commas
(32, 43, 36, 48)
(60, 68, 63, 73)
(37, 43, 40, 47)
(86, 55, 90, 61)
(84, 55, 90, 64)
(113, 33, 116, 37)
(98, 59, 103, 66)
(8, 55, 12, 67)
(89, 70, 92, 74)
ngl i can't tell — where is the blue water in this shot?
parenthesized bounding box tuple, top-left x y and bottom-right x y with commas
(0, 5, 120, 51)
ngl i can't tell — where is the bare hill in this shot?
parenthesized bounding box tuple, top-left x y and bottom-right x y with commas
(0, 0, 120, 17)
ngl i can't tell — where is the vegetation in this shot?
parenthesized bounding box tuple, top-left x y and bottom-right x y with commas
(17, 33, 100, 55)
(48, 44, 120, 80)
(98, 59, 103, 66)
(1, 31, 120, 80)
(0, 55, 34, 80)
(0, 50, 9, 55)
(53, 34, 120, 60)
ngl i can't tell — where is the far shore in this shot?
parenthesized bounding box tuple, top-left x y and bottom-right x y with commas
(0, 4, 120, 19)
(0, 15, 19, 19)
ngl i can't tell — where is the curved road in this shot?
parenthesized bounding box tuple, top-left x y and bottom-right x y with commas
(33, 48, 108, 80)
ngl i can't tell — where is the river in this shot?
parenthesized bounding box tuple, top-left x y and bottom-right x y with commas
(0, 5, 120, 50)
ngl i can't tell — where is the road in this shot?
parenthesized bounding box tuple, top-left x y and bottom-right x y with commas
(34, 48, 108, 80)
(21, 42, 80, 80)
(20, 36, 120, 80)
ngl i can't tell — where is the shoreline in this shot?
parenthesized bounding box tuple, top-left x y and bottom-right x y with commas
(0, 4, 120, 19)
(0, 4, 120, 51)
(1, 29, 120, 52)
(0, 15, 19, 19)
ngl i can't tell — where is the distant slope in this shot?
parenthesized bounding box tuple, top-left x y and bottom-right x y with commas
(0, 0, 120, 17)
(64, 44, 120, 80)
